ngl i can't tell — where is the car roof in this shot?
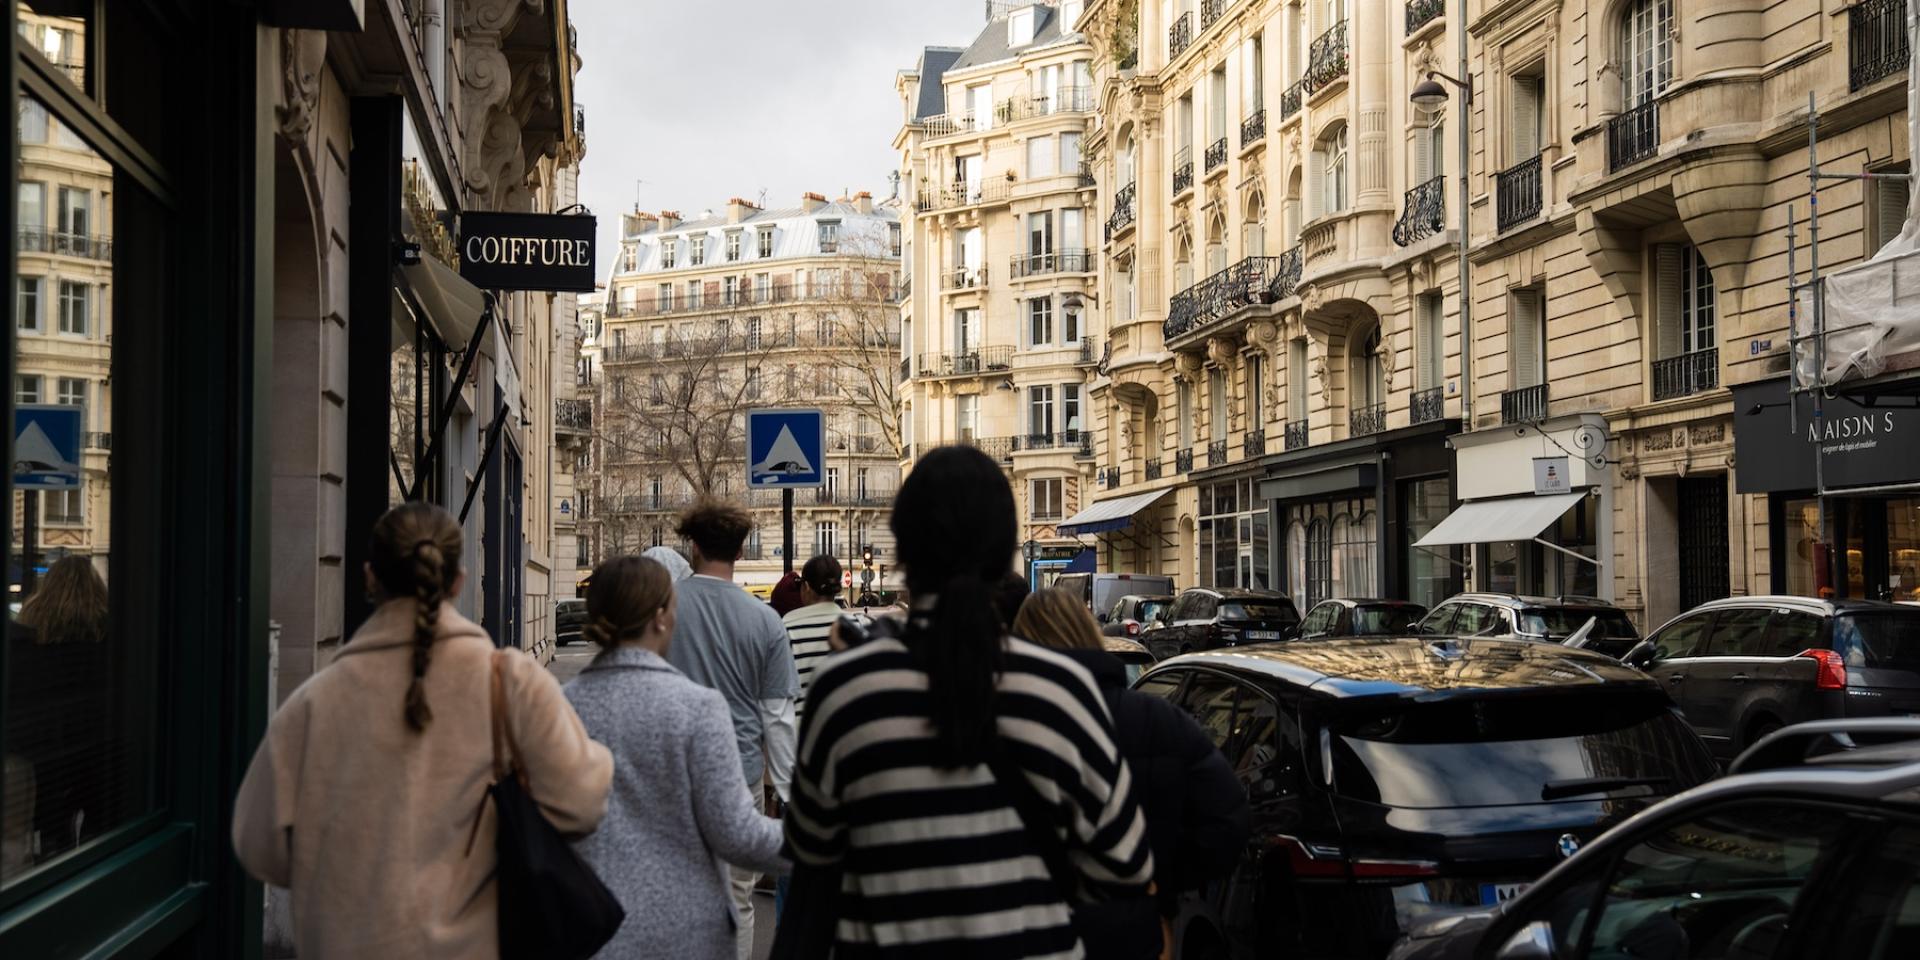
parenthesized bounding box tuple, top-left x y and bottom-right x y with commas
(1315, 598, 1423, 608)
(1181, 587, 1289, 600)
(1153, 637, 1652, 699)
(1116, 593, 1174, 603)
(1678, 595, 1915, 617)
(1440, 592, 1622, 610)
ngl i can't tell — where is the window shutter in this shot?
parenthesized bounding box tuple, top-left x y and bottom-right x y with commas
(1431, 119, 1445, 178)
(1655, 243, 1683, 360)
(1308, 148, 1326, 221)
(1413, 126, 1432, 185)
(1510, 290, 1540, 388)
(1876, 176, 1911, 252)
(1416, 296, 1437, 390)
(1511, 77, 1539, 163)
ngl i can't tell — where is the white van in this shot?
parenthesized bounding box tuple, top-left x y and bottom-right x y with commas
(1051, 573, 1176, 625)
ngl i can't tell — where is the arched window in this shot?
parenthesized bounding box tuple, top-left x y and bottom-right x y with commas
(1245, 194, 1267, 257)
(1206, 213, 1228, 275)
(1619, 0, 1672, 107)
(1312, 124, 1349, 218)
(1117, 125, 1136, 186)
(1349, 322, 1384, 409)
(1285, 167, 1303, 241)
(1175, 235, 1195, 291)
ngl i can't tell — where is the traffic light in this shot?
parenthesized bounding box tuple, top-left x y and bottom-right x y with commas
(862, 545, 874, 568)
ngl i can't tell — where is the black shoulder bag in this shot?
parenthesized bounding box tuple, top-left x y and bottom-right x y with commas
(486, 650, 626, 959)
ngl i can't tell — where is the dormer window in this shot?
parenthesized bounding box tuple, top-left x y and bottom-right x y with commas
(661, 239, 677, 269)
(818, 220, 841, 253)
(757, 226, 775, 258)
(1009, 6, 1036, 47)
(726, 231, 742, 261)
(690, 236, 707, 266)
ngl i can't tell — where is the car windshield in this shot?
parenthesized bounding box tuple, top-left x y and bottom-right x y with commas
(1353, 605, 1424, 635)
(1135, 600, 1168, 623)
(1835, 612, 1920, 671)
(1520, 607, 1639, 640)
(1221, 601, 1297, 623)
(1318, 689, 1711, 808)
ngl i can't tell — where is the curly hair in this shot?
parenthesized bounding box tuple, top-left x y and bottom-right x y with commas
(368, 502, 464, 732)
(675, 498, 755, 564)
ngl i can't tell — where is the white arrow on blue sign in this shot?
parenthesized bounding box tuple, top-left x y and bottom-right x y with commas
(746, 408, 826, 489)
(14, 404, 82, 491)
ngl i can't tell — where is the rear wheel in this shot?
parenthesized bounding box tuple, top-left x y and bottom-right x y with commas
(1744, 717, 1782, 751)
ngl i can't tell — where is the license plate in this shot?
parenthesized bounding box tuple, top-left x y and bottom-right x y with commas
(1247, 630, 1282, 640)
(1480, 883, 1528, 905)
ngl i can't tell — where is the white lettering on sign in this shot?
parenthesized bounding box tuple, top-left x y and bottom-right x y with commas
(1805, 412, 1896, 443)
(463, 235, 594, 268)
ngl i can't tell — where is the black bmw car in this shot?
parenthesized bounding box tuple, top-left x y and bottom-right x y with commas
(1135, 638, 1719, 960)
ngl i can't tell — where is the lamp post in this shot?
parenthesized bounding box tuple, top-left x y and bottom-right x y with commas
(1410, 65, 1474, 430)
(1023, 538, 1039, 587)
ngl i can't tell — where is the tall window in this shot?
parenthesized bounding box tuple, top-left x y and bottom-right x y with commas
(1061, 131, 1082, 172)
(815, 521, 838, 557)
(1871, 162, 1911, 253)
(1028, 385, 1056, 438)
(1510, 70, 1545, 164)
(1350, 324, 1384, 409)
(661, 239, 677, 269)
(1620, 0, 1673, 107)
(1247, 353, 1265, 426)
(955, 307, 980, 353)
(757, 227, 774, 258)
(1027, 135, 1057, 178)
(818, 220, 840, 252)
(58, 280, 87, 334)
(1289, 337, 1309, 420)
(745, 366, 762, 400)
(746, 316, 762, 350)
(57, 186, 88, 237)
(957, 394, 979, 440)
(1062, 383, 1083, 436)
(1245, 195, 1266, 257)
(889, 222, 902, 256)
(1247, 34, 1266, 111)
(17, 276, 41, 331)
(18, 181, 43, 232)
(1028, 296, 1054, 346)
(16, 373, 41, 404)
(1117, 127, 1136, 186)
(686, 280, 702, 308)
(1654, 244, 1715, 358)
(1416, 293, 1444, 392)
(690, 236, 707, 266)
(1509, 287, 1546, 388)
(1030, 478, 1064, 520)
(726, 232, 741, 261)
(1312, 124, 1350, 216)
(657, 282, 673, 311)
(1028, 211, 1054, 259)
(1209, 369, 1227, 442)
(826, 467, 840, 498)
(1208, 66, 1227, 142)
(56, 376, 85, 414)
(722, 275, 739, 304)
(1177, 378, 1195, 445)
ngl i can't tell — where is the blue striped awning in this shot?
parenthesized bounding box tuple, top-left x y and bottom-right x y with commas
(1058, 489, 1173, 537)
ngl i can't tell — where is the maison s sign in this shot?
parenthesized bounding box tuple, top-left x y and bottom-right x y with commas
(460, 212, 598, 293)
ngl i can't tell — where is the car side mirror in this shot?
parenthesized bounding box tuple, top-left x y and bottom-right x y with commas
(1495, 922, 1557, 960)
(1622, 639, 1658, 669)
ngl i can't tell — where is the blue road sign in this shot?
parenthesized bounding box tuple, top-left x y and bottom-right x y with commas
(746, 408, 825, 489)
(13, 404, 82, 490)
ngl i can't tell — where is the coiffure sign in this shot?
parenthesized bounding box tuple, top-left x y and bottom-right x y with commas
(1732, 376, 1915, 493)
(459, 211, 596, 293)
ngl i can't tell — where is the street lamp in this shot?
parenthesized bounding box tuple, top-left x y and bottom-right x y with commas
(1409, 65, 1475, 430)
(1023, 538, 1039, 586)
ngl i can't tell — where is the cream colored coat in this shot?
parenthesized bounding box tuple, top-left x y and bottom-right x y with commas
(232, 600, 612, 959)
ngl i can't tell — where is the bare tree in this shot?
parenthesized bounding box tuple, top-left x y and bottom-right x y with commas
(795, 231, 906, 460)
(597, 324, 759, 498)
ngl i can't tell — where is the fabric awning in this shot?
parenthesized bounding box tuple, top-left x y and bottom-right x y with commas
(1058, 488, 1173, 536)
(399, 253, 489, 352)
(1413, 492, 1588, 548)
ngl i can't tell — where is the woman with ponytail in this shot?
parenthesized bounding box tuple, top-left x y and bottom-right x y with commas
(775, 446, 1155, 959)
(564, 555, 787, 959)
(232, 502, 612, 959)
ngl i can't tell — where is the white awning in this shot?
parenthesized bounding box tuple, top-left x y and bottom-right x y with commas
(399, 253, 489, 352)
(1413, 492, 1588, 548)
(1058, 488, 1173, 536)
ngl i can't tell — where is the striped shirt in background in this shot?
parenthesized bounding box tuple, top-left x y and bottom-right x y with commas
(785, 634, 1154, 959)
(780, 601, 839, 722)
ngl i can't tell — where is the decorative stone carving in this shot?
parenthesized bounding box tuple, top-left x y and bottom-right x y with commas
(1312, 351, 1333, 410)
(277, 29, 326, 142)
(459, 0, 552, 209)
(1206, 336, 1236, 369)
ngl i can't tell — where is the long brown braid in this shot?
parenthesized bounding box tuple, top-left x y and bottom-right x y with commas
(368, 502, 464, 732)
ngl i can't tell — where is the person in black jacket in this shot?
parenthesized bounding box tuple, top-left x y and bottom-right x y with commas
(1014, 587, 1251, 959)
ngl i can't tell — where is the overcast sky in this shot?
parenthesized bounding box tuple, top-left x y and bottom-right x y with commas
(572, 0, 992, 280)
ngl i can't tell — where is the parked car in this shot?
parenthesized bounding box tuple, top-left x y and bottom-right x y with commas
(555, 598, 587, 646)
(1417, 593, 1642, 656)
(1137, 638, 1719, 960)
(1619, 596, 1920, 763)
(1145, 588, 1299, 659)
(1102, 593, 1174, 640)
(1389, 717, 1920, 960)
(1102, 636, 1156, 684)
(1053, 572, 1177, 624)
(1297, 599, 1429, 640)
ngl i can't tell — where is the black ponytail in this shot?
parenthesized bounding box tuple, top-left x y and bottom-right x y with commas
(889, 446, 1017, 768)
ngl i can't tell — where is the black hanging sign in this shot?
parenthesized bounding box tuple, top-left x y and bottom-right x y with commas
(459, 212, 597, 293)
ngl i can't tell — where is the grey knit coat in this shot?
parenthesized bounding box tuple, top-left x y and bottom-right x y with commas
(564, 645, 788, 960)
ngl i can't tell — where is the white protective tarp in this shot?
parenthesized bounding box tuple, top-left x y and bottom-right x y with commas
(1795, 4, 1920, 386)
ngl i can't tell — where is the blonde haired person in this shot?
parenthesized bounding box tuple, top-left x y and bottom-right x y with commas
(233, 502, 612, 959)
(1011, 585, 1106, 652)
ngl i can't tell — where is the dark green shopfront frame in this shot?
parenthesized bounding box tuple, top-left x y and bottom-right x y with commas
(0, 3, 272, 958)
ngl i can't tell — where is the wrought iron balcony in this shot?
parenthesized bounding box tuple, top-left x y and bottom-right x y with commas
(1501, 383, 1549, 424)
(1607, 101, 1659, 172)
(1106, 182, 1137, 242)
(1169, 11, 1194, 58)
(1173, 146, 1195, 194)
(1274, 246, 1303, 299)
(1207, 440, 1229, 467)
(1241, 109, 1266, 147)
(1163, 255, 1291, 343)
(1009, 249, 1094, 278)
(919, 345, 1012, 378)
(556, 398, 591, 433)
(1306, 21, 1349, 92)
(1651, 347, 1719, 401)
(1205, 137, 1228, 173)
(18, 227, 114, 260)
(1101, 466, 1122, 489)
(1349, 403, 1386, 437)
(1284, 418, 1309, 450)
(1077, 337, 1102, 365)
(1406, 0, 1444, 32)
(1392, 176, 1446, 247)
(1201, 0, 1227, 29)
(943, 265, 990, 291)
(1014, 430, 1094, 455)
(1280, 79, 1306, 121)
(1496, 155, 1543, 231)
(1145, 458, 1164, 481)
(1410, 386, 1445, 424)
(1850, 0, 1911, 90)
(85, 431, 111, 450)
(1176, 448, 1194, 473)
(960, 436, 1017, 462)
(1244, 429, 1267, 458)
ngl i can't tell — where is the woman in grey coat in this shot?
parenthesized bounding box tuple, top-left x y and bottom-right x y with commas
(565, 555, 787, 960)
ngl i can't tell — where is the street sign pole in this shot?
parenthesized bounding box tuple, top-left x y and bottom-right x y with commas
(783, 489, 795, 575)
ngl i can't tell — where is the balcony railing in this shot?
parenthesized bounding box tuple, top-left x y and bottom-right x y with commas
(1101, 466, 1122, 489)
(920, 112, 977, 138)
(1411, 386, 1446, 424)
(1106, 182, 1137, 242)
(811, 487, 899, 508)
(1651, 347, 1719, 401)
(1349, 403, 1387, 437)
(1607, 101, 1659, 172)
(1306, 21, 1349, 92)
(1169, 11, 1194, 58)
(1176, 447, 1195, 473)
(960, 436, 1017, 462)
(995, 85, 1095, 122)
(1280, 79, 1306, 121)
(1205, 137, 1229, 172)
(1406, 0, 1444, 32)
(1244, 429, 1267, 458)
(1284, 418, 1309, 450)
(1163, 255, 1291, 343)
(1009, 249, 1094, 278)
(1303, 221, 1338, 262)
(919, 345, 1013, 377)
(1201, 0, 1227, 29)
(1496, 155, 1544, 231)
(85, 431, 111, 450)
(556, 398, 591, 432)
(1173, 146, 1195, 194)
(1015, 431, 1095, 457)
(18, 227, 114, 261)
(1077, 337, 1102, 365)
(1392, 176, 1447, 247)
(1850, 0, 1911, 90)
(1501, 383, 1549, 424)
(573, 103, 585, 138)
(943, 265, 990, 291)
(1145, 458, 1164, 481)
(918, 178, 1013, 212)
(1274, 245, 1303, 299)
(1207, 440, 1229, 467)
(1240, 109, 1266, 148)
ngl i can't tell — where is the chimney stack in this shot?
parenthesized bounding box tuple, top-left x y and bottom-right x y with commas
(727, 197, 759, 224)
(623, 211, 658, 237)
(801, 191, 827, 213)
(659, 210, 682, 230)
(854, 191, 874, 215)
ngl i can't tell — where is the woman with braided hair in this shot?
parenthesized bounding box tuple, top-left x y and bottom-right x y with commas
(232, 502, 612, 959)
(564, 554, 787, 960)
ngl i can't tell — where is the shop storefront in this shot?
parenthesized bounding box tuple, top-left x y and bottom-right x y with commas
(1414, 414, 1614, 601)
(1733, 376, 1920, 602)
